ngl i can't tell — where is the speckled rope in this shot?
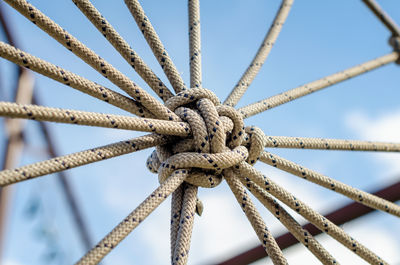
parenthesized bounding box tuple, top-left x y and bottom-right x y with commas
(71, 0, 174, 102)
(260, 150, 400, 217)
(243, 176, 339, 265)
(237, 161, 388, 265)
(170, 1, 202, 262)
(264, 135, 400, 152)
(224, 0, 293, 107)
(77, 169, 189, 265)
(0, 134, 168, 186)
(0, 101, 191, 135)
(224, 169, 288, 265)
(238, 52, 399, 118)
(124, 0, 187, 93)
(4, 0, 179, 121)
(0, 41, 153, 118)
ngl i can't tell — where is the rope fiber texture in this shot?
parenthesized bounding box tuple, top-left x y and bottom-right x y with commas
(0, 0, 400, 264)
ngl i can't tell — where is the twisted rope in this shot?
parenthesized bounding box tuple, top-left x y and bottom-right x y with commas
(0, 1, 399, 264)
(0, 41, 153, 117)
(239, 52, 399, 118)
(260, 150, 400, 217)
(124, 0, 187, 93)
(4, 0, 178, 121)
(71, 0, 174, 102)
(224, 0, 293, 107)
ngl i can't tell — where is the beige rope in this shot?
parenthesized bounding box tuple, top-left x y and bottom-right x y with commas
(4, 0, 179, 121)
(171, 184, 197, 265)
(170, 184, 184, 262)
(0, 101, 191, 136)
(71, 0, 174, 102)
(224, 0, 294, 107)
(260, 150, 400, 217)
(124, 0, 187, 93)
(0, 134, 168, 186)
(188, 0, 202, 89)
(224, 169, 288, 265)
(244, 177, 339, 265)
(0, 41, 153, 118)
(264, 135, 400, 152)
(238, 52, 399, 118)
(77, 169, 188, 265)
(237, 161, 388, 264)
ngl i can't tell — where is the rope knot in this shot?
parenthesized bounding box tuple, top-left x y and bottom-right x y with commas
(146, 88, 251, 188)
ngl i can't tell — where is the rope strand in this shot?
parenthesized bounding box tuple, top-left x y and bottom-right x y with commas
(0, 41, 153, 117)
(4, 0, 179, 121)
(238, 52, 399, 118)
(124, 0, 187, 93)
(260, 150, 400, 217)
(224, 0, 294, 107)
(237, 161, 389, 264)
(0, 101, 190, 136)
(76, 169, 188, 265)
(71, 0, 174, 102)
(0, 134, 168, 186)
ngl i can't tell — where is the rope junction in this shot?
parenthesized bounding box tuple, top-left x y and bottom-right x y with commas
(0, 0, 399, 264)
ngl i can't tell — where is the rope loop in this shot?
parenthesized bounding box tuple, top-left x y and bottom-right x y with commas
(145, 88, 261, 188)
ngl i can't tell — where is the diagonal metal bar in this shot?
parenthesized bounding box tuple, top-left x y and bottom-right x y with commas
(124, 0, 187, 93)
(263, 135, 400, 152)
(71, 0, 174, 102)
(362, 0, 400, 37)
(224, 0, 294, 107)
(216, 180, 400, 265)
(238, 52, 398, 118)
(0, 101, 190, 136)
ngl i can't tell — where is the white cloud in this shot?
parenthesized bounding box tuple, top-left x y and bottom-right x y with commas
(345, 109, 400, 181)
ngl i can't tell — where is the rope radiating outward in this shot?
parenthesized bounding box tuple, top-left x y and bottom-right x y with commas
(260, 151, 400, 217)
(0, 0, 399, 264)
(0, 102, 191, 136)
(238, 52, 399, 118)
(0, 41, 154, 118)
(124, 0, 187, 93)
(71, 0, 175, 102)
(224, 0, 293, 107)
(4, 0, 179, 121)
(264, 135, 400, 152)
(0, 134, 169, 186)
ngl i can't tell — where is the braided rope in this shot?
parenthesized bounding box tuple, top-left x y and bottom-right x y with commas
(124, 0, 187, 93)
(362, 0, 400, 37)
(0, 102, 192, 135)
(244, 177, 339, 264)
(224, 0, 293, 107)
(77, 169, 188, 265)
(239, 52, 399, 118)
(0, 41, 153, 117)
(237, 162, 388, 264)
(264, 135, 400, 152)
(224, 169, 288, 265)
(260, 150, 400, 217)
(0, 134, 168, 186)
(4, 0, 179, 121)
(71, 0, 174, 102)
(0, 1, 399, 264)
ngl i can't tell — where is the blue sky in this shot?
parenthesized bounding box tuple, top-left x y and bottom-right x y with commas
(1, 0, 400, 264)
